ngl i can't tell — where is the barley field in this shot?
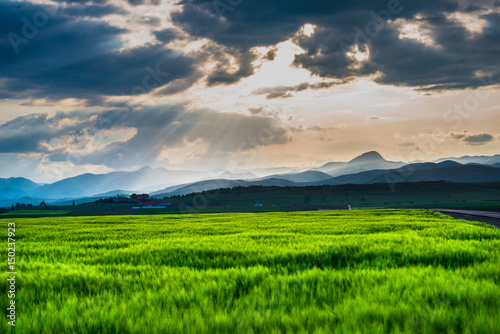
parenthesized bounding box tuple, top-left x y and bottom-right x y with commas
(1, 210, 500, 333)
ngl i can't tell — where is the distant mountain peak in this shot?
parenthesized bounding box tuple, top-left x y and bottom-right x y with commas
(318, 161, 343, 168)
(348, 151, 386, 164)
(137, 166, 153, 172)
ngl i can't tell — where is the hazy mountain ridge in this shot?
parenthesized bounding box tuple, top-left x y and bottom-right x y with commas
(155, 178, 297, 197)
(311, 161, 465, 186)
(257, 171, 332, 183)
(321, 151, 405, 177)
(153, 160, 500, 197)
(434, 154, 500, 165)
(312, 161, 346, 173)
(2, 151, 500, 206)
(0, 177, 41, 200)
(28, 167, 257, 200)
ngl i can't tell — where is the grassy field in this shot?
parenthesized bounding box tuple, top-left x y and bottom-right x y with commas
(1, 210, 500, 333)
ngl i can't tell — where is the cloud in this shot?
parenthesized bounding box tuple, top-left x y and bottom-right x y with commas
(205, 48, 258, 86)
(0, 105, 290, 169)
(0, 2, 199, 102)
(290, 124, 341, 132)
(450, 132, 495, 145)
(399, 141, 417, 147)
(153, 28, 180, 44)
(264, 47, 278, 61)
(49, 0, 110, 5)
(126, 0, 161, 6)
(248, 107, 264, 115)
(62, 4, 127, 18)
(172, 0, 500, 91)
(397, 131, 497, 150)
(4, 0, 497, 104)
(251, 80, 348, 99)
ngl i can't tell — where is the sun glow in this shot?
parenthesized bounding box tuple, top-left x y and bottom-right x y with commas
(302, 24, 316, 37)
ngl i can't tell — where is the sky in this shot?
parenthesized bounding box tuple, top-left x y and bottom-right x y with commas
(0, 0, 499, 183)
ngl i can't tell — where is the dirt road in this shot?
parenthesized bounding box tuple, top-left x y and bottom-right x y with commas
(432, 209, 500, 228)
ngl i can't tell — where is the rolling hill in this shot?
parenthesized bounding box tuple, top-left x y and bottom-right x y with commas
(371, 164, 500, 184)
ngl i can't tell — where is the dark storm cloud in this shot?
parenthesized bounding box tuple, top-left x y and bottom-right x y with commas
(206, 49, 257, 86)
(0, 113, 51, 153)
(43, 0, 159, 6)
(366, 12, 500, 90)
(35, 0, 124, 17)
(51, 0, 109, 3)
(62, 4, 127, 18)
(0, 105, 289, 168)
(0, 2, 198, 101)
(126, 0, 161, 6)
(172, 0, 464, 50)
(153, 29, 179, 43)
(173, 0, 499, 90)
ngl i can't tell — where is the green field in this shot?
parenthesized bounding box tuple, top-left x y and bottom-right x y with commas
(2, 210, 500, 333)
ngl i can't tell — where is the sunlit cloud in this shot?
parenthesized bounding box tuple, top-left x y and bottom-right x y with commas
(396, 21, 436, 47)
(447, 12, 488, 34)
(346, 45, 370, 62)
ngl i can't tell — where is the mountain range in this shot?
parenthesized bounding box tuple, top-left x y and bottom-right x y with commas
(434, 154, 500, 165)
(1, 151, 500, 207)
